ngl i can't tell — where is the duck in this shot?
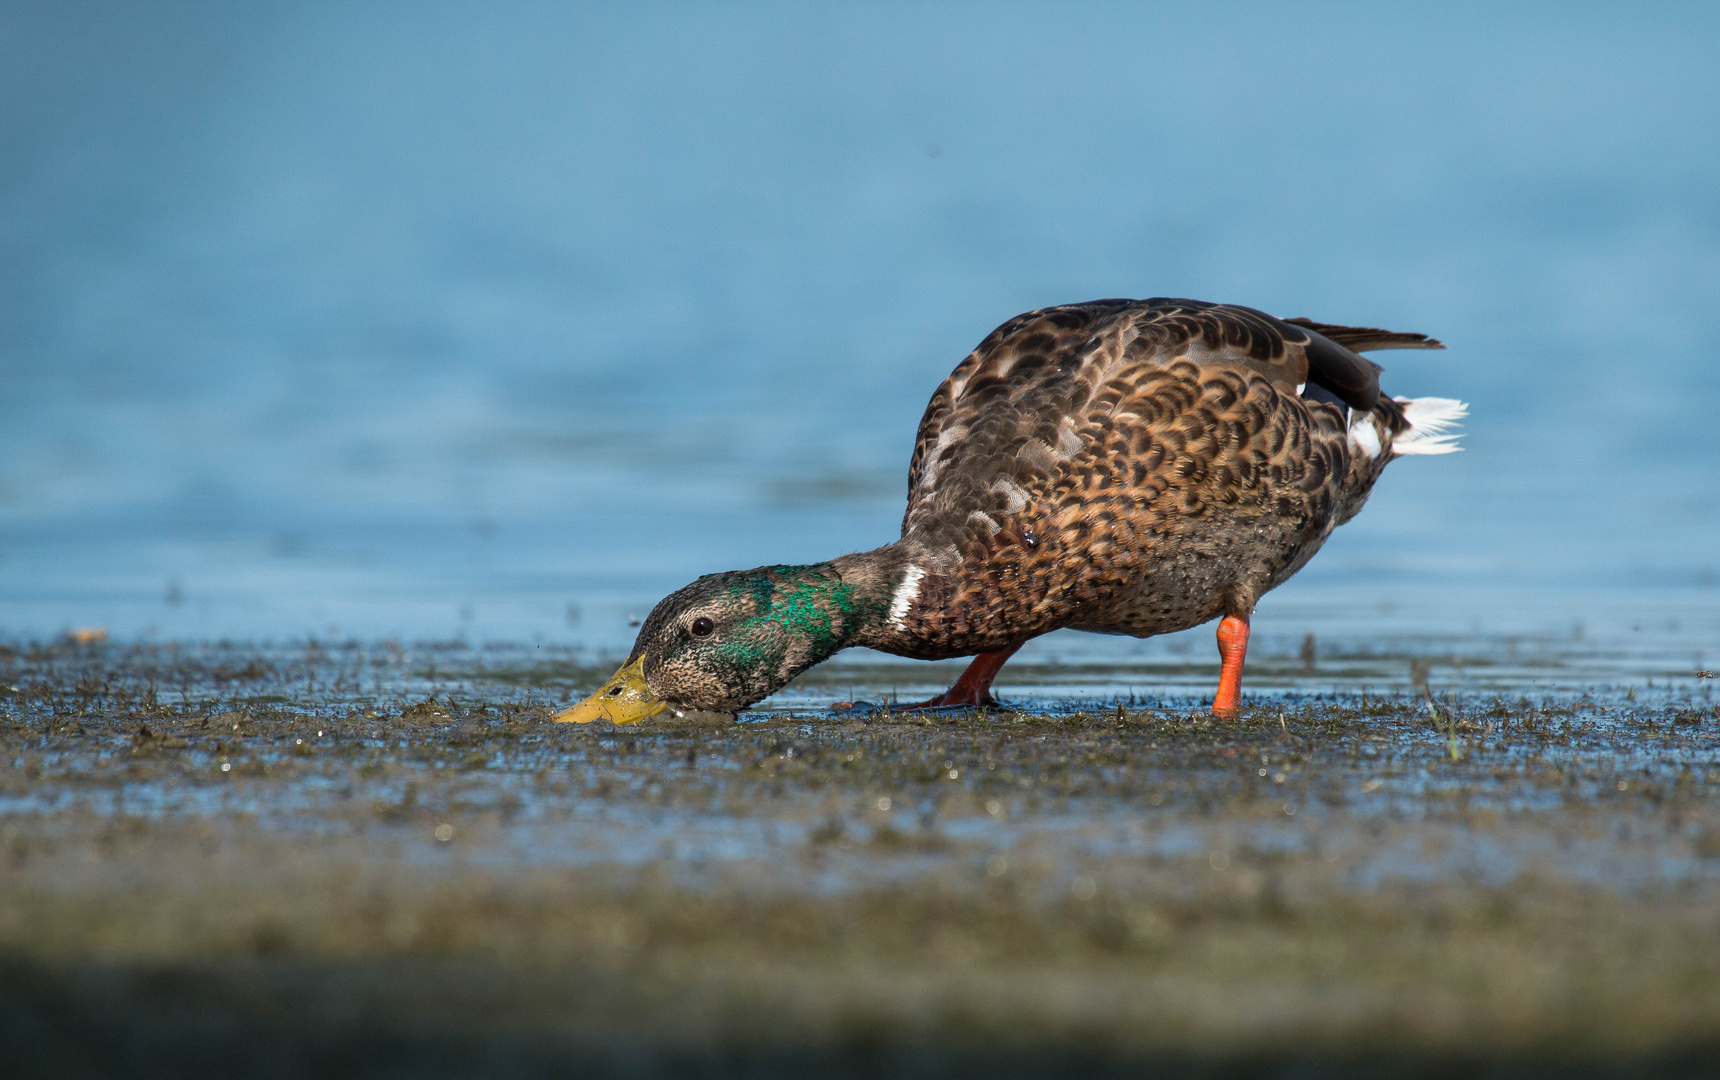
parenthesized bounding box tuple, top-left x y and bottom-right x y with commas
(557, 297, 1464, 724)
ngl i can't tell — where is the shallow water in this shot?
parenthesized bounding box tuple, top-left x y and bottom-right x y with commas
(2, 3, 1718, 658)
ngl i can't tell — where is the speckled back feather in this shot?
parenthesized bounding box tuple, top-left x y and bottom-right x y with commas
(880, 298, 1443, 660)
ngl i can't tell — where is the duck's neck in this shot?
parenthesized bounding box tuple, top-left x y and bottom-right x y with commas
(740, 546, 919, 692)
(827, 543, 920, 653)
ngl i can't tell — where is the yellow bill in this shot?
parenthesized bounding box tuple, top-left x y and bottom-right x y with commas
(554, 656, 668, 725)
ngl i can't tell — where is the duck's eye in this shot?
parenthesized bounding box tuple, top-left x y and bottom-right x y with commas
(690, 617, 716, 638)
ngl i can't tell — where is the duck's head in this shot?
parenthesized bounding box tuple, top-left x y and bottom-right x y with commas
(554, 563, 882, 723)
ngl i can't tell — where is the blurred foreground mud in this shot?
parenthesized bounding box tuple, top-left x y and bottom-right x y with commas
(2, 639, 1718, 1078)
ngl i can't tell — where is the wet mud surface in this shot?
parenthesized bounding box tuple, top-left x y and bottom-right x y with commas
(3, 639, 1719, 1077)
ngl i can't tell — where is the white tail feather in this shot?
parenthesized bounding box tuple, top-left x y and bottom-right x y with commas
(1392, 396, 1468, 456)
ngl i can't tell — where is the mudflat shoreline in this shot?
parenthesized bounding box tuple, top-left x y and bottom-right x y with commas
(3, 640, 1717, 1077)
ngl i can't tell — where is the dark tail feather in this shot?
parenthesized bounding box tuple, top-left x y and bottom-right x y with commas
(1283, 317, 1444, 352)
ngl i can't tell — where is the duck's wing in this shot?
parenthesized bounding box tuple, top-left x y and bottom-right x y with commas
(900, 297, 1428, 553)
(1281, 317, 1445, 353)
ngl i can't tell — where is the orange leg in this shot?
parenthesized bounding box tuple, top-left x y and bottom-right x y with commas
(1211, 614, 1250, 719)
(898, 643, 1023, 710)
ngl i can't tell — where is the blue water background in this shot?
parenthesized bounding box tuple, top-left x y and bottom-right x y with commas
(2, 2, 1717, 677)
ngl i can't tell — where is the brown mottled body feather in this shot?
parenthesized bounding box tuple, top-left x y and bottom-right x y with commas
(853, 298, 1442, 661)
